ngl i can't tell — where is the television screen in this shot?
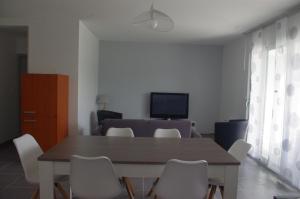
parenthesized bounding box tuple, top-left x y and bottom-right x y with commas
(150, 92, 189, 119)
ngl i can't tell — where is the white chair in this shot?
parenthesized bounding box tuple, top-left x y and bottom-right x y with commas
(106, 127, 135, 137)
(13, 134, 68, 199)
(154, 159, 208, 199)
(105, 127, 135, 198)
(208, 139, 252, 199)
(153, 128, 181, 138)
(147, 128, 182, 197)
(70, 155, 123, 199)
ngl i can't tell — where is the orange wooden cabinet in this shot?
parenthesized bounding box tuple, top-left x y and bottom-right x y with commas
(21, 74, 69, 151)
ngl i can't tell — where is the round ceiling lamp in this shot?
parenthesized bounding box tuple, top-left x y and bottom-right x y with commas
(133, 3, 174, 32)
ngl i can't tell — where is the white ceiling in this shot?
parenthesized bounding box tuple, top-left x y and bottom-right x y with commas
(2, 0, 300, 44)
(81, 0, 300, 44)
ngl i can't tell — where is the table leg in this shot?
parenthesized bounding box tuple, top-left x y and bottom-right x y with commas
(223, 165, 238, 199)
(39, 161, 54, 199)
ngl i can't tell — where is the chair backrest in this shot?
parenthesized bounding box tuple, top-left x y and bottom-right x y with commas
(70, 155, 122, 199)
(13, 134, 43, 184)
(214, 120, 248, 150)
(100, 119, 192, 137)
(228, 139, 252, 162)
(155, 159, 208, 199)
(154, 128, 181, 138)
(106, 127, 134, 137)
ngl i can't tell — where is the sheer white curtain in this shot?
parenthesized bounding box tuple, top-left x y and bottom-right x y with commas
(247, 12, 300, 188)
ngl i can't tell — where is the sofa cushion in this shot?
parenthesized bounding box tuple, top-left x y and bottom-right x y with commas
(101, 119, 192, 138)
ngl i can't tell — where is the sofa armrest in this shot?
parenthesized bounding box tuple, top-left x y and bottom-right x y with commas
(91, 125, 102, 136)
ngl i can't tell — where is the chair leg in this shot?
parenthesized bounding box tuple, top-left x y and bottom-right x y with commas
(54, 182, 70, 199)
(32, 188, 39, 199)
(147, 177, 160, 197)
(54, 190, 57, 199)
(123, 177, 134, 199)
(219, 186, 224, 198)
(208, 185, 217, 199)
(126, 178, 135, 196)
(69, 187, 73, 199)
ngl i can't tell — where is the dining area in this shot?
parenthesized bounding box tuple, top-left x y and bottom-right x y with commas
(12, 126, 251, 199)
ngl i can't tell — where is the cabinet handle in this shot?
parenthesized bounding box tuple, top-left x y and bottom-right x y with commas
(23, 111, 36, 114)
(24, 120, 37, 123)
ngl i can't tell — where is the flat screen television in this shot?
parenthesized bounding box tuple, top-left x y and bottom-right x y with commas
(150, 92, 189, 119)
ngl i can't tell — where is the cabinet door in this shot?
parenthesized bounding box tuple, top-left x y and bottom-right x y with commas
(35, 76, 58, 151)
(21, 75, 40, 112)
(35, 76, 58, 118)
(35, 118, 57, 151)
(57, 76, 69, 142)
(21, 75, 39, 139)
(21, 75, 59, 151)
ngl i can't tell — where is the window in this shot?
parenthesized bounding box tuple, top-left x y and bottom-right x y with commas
(261, 47, 286, 169)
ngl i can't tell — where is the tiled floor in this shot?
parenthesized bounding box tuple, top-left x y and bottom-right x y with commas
(0, 140, 299, 199)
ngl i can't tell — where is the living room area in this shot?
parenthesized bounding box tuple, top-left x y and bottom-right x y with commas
(2, 0, 300, 199)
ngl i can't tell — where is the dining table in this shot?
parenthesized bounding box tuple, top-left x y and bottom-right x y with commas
(38, 136, 240, 199)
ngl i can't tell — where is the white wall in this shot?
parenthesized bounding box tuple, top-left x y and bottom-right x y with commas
(0, 16, 80, 134)
(16, 35, 27, 54)
(99, 41, 223, 133)
(78, 22, 99, 135)
(0, 32, 21, 143)
(0, 0, 250, 135)
(219, 37, 249, 121)
(28, 16, 79, 134)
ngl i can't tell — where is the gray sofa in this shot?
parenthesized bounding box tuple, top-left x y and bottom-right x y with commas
(100, 119, 192, 138)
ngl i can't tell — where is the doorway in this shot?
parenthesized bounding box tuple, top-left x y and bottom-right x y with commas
(0, 26, 28, 144)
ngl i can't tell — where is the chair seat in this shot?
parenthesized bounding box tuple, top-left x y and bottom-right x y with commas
(27, 168, 67, 185)
(24, 164, 40, 184)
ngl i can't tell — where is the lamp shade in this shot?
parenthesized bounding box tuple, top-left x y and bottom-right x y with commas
(99, 95, 108, 104)
(133, 4, 174, 32)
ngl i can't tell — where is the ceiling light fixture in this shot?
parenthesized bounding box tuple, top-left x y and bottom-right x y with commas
(133, 3, 174, 32)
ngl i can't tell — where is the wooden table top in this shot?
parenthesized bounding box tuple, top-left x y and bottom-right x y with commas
(38, 136, 240, 165)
